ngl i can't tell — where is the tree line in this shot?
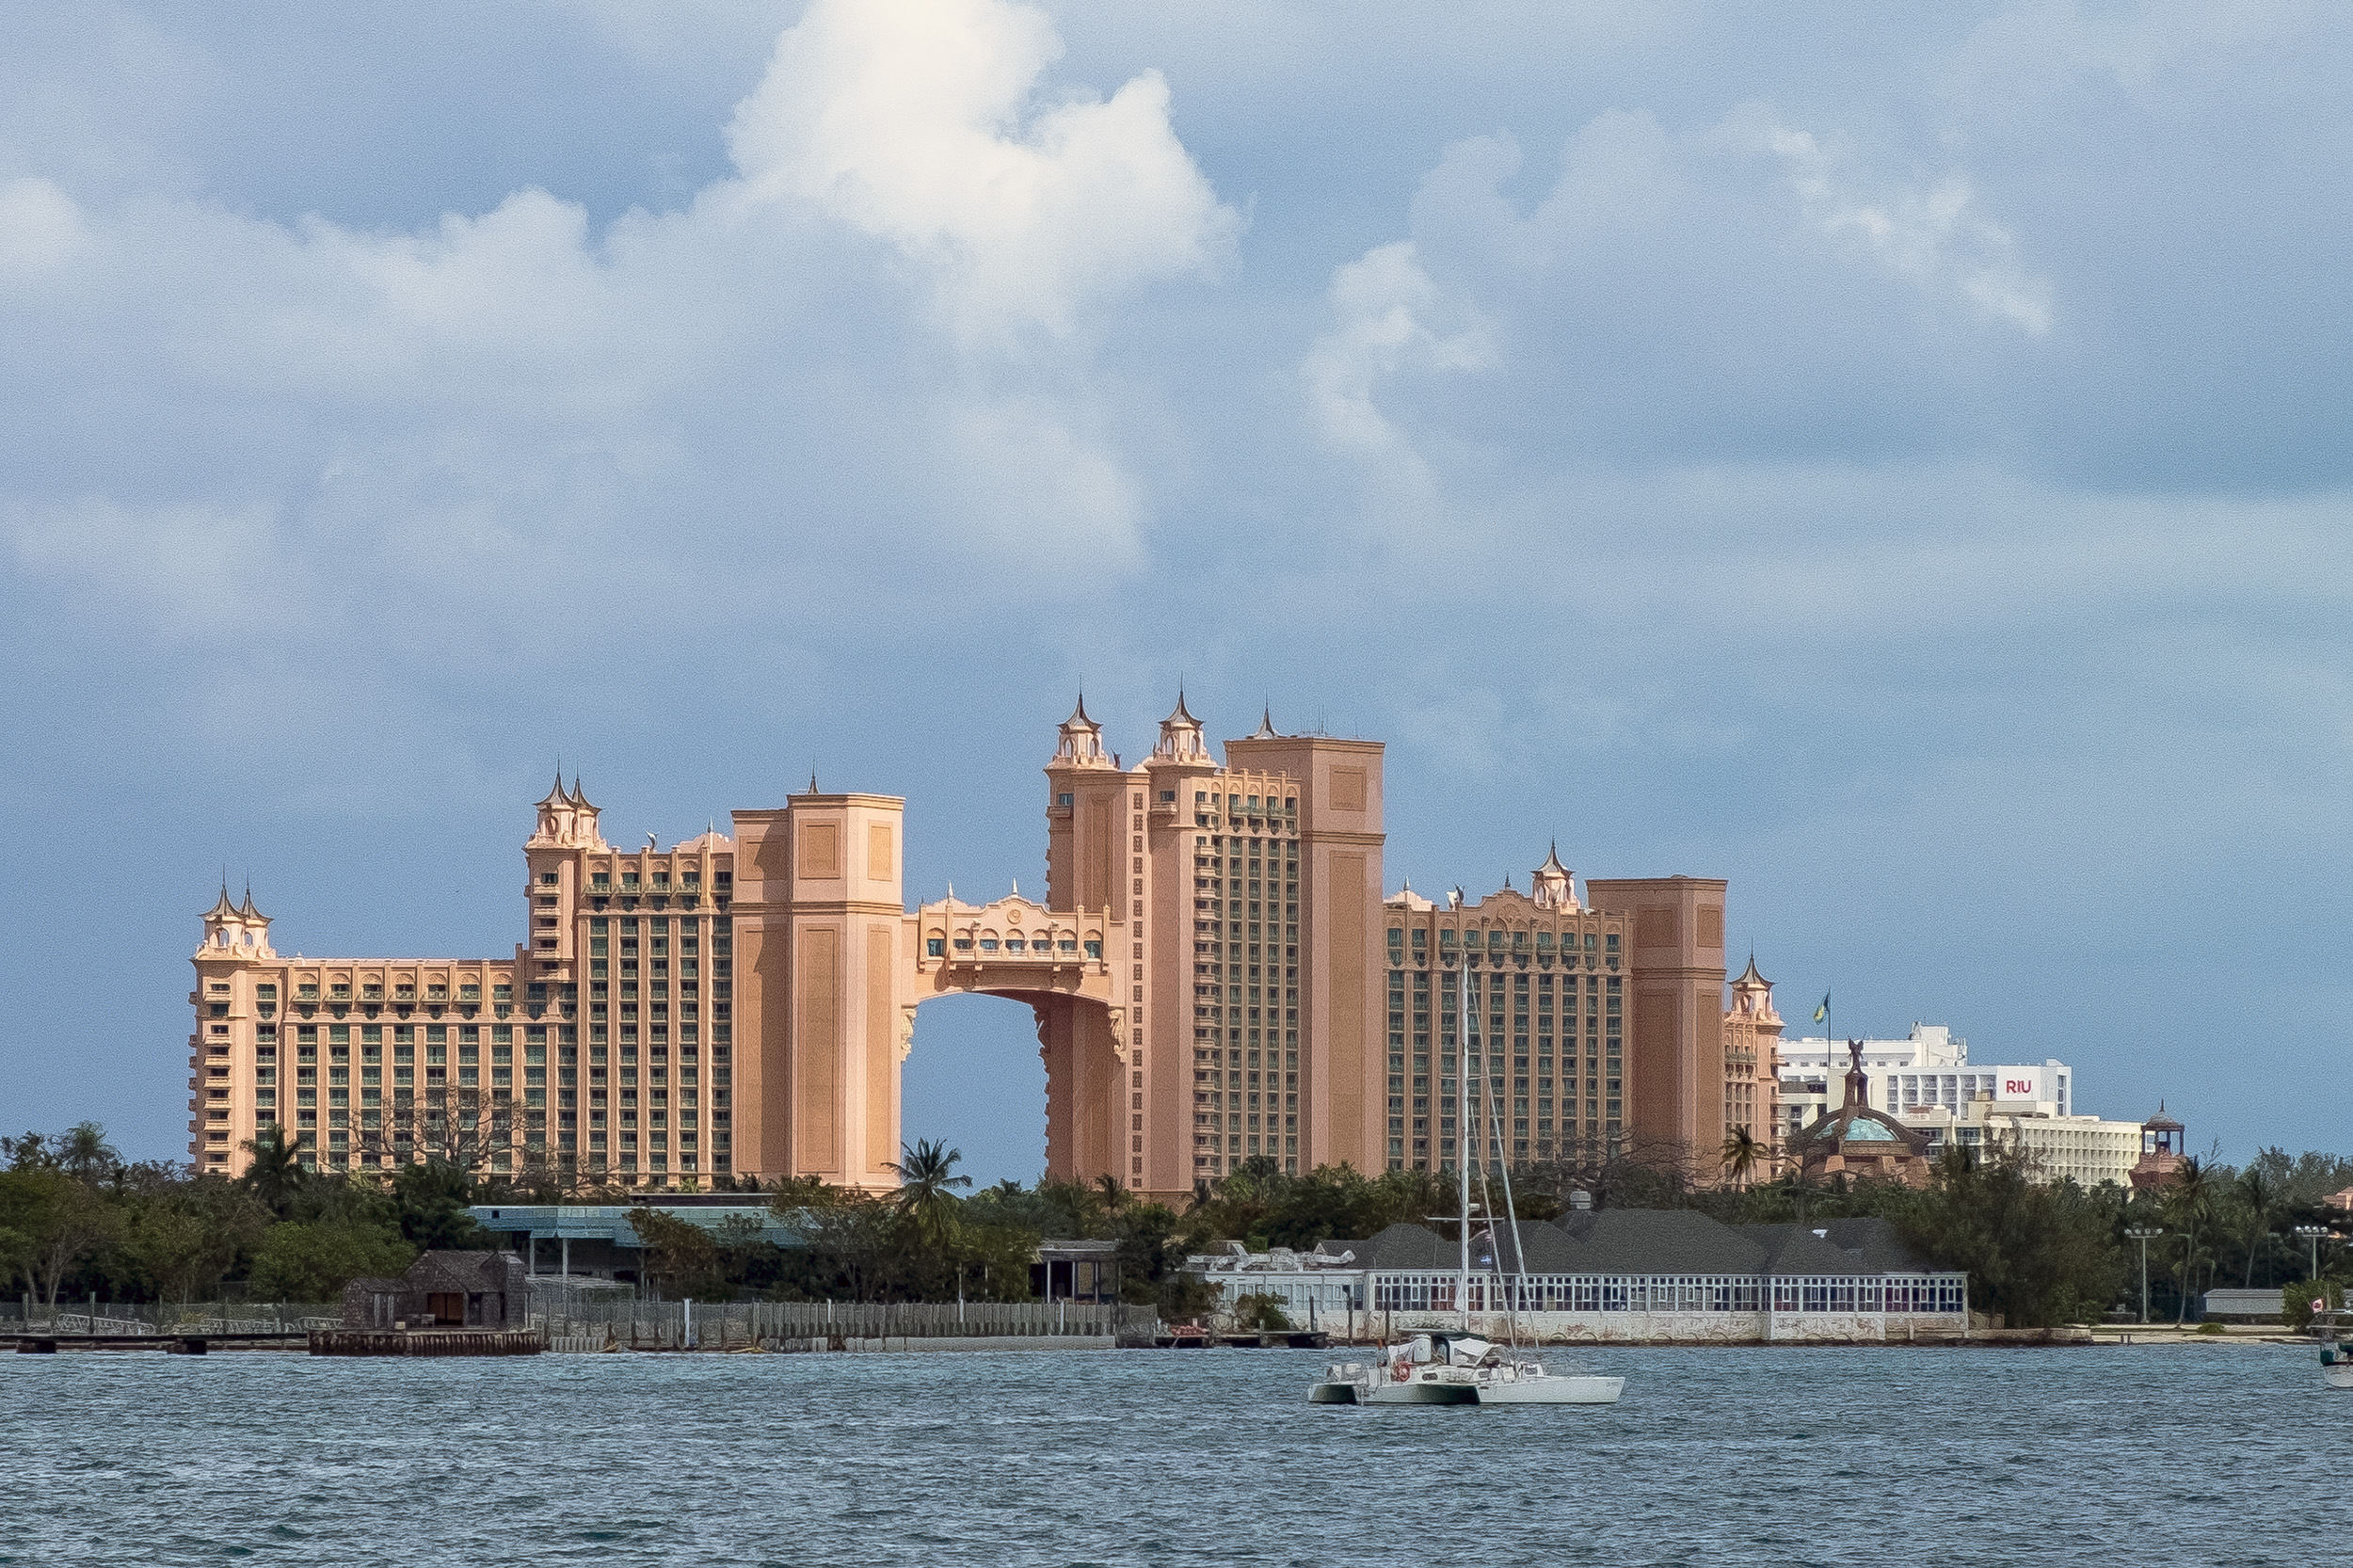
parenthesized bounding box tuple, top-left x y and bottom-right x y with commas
(7, 1120, 2346, 1327)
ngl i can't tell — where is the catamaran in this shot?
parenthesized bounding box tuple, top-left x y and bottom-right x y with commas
(1312, 892, 1624, 1407)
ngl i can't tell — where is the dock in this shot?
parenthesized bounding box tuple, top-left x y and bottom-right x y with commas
(8, 1332, 308, 1354)
(309, 1329, 544, 1356)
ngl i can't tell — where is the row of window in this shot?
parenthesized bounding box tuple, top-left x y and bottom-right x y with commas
(1369, 1273, 1968, 1314)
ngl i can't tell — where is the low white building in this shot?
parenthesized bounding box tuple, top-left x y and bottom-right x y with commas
(1900, 1099, 2145, 1188)
(1778, 1025, 2073, 1142)
(1181, 1210, 1969, 1344)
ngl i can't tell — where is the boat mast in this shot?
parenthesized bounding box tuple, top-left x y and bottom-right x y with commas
(1454, 890, 1470, 1334)
(1490, 1094, 1527, 1352)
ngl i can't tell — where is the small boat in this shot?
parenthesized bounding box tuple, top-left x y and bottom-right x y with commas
(1311, 1336, 1479, 1404)
(1308, 917, 1625, 1409)
(2313, 1309, 2353, 1390)
(1449, 1335, 1625, 1405)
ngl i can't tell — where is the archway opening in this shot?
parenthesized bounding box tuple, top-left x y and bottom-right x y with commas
(898, 993, 1047, 1189)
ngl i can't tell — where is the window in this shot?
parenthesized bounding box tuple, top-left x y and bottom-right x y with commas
(1057, 792, 1074, 807)
(1084, 940, 1103, 959)
(539, 872, 558, 886)
(925, 937, 944, 958)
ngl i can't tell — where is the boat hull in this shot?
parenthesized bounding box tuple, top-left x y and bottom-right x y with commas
(1308, 1382, 1361, 1404)
(1475, 1374, 1626, 1405)
(1364, 1380, 1480, 1404)
(2323, 1362, 2353, 1391)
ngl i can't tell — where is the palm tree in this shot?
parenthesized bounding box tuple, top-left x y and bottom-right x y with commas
(885, 1138, 972, 1254)
(240, 1127, 308, 1217)
(2237, 1168, 2280, 1288)
(56, 1122, 121, 1185)
(2167, 1156, 2217, 1322)
(1095, 1173, 1131, 1215)
(1720, 1127, 1766, 1190)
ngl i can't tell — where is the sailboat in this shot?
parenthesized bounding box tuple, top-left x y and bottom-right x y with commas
(1313, 896, 1624, 1406)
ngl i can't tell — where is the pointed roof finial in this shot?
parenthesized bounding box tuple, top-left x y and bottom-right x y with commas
(1066, 693, 1096, 729)
(1011, 875, 1020, 898)
(1251, 703, 1278, 740)
(807, 766, 819, 794)
(1166, 686, 1198, 725)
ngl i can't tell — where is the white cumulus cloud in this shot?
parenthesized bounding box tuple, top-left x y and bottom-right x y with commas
(1727, 106, 2054, 335)
(726, 0, 1238, 341)
(1303, 240, 1492, 472)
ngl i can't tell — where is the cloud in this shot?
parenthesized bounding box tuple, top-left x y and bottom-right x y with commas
(0, 177, 88, 276)
(1303, 240, 1492, 462)
(0, 0, 1231, 687)
(726, 0, 1237, 342)
(1724, 105, 2053, 335)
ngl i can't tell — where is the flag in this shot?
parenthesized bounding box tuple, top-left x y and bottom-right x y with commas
(1813, 992, 1830, 1024)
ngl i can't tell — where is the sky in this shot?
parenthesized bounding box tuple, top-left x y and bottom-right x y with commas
(3, 0, 2348, 1185)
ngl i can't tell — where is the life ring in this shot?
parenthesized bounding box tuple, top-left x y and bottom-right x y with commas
(1392, 1358, 1411, 1382)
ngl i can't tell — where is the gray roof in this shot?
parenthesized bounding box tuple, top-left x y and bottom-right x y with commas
(1740, 1218, 1935, 1274)
(1354, 1222, 1460, 1270)
(1555, 1209, 1770, 1275)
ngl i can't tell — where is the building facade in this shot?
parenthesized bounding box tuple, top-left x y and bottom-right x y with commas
(1776, 1025, 2074, 1144)
(1183, 1211, 1969, 1343)
(1900, 1099, 2146, 1188)
(1378, 856, 1745, 1174)
(189, 700, 1746, 1200)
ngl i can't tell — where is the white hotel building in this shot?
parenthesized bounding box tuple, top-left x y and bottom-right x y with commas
(1780, 1024, 2143, 1188)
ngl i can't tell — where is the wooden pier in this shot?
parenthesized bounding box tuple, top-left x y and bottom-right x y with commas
(8, 1332, 308, 1354)
(308, 1328, 544, 1357)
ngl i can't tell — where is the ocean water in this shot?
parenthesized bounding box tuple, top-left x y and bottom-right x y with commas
(0, 1342, 2333, 1566)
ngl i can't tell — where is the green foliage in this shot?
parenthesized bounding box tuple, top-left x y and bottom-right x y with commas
(1230, 1291, 1292, 1331)
(885, 1139, 973, 1255)
(239, 1128, 309, 1219)
(627, 1207, 726, 1298)
(1887, 1148, 2126, 1327)
(247, 1220, 415, 1301)
(120, 1179, 270, 1304)
(2282, 1281, 2340, 1333)
(2196, 1320, 2226, 1335)
(390, 1162, 487, 1250)
(0, 1166, 120, 1308)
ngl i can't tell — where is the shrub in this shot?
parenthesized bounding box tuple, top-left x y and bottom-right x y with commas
(247, 1220, 415, 1302)
(2282, 1281, 2341, 1333)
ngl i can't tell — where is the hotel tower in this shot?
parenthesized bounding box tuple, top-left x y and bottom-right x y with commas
(188, 700, 1773, 1198)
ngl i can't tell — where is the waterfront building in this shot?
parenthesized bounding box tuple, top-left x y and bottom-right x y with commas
(1776, 1025, 2074, 1142)
(468, 1196, 806, 1282)
(189, 700, 1748, 1200)
(1182, 1209, 1968, 1342)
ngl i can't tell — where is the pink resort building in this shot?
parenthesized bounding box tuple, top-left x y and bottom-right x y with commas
(188, 700, 1778, 1201)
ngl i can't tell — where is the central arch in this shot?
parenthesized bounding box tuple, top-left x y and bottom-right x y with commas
(904, 894, 1126, 1185)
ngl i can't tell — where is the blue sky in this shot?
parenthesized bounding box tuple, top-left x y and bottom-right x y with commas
(4, 0, 2348, 1183)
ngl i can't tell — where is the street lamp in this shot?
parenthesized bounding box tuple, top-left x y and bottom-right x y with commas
(2125, 1227, 2164, 1326)
(2294, 1224, 2334, 1282)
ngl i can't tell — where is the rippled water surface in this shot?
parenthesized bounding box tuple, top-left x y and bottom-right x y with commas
(2, 1342, 2334, 1565)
